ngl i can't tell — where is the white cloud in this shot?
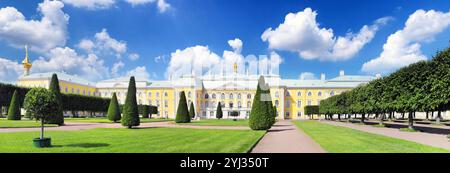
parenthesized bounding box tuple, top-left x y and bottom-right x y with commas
(77, 28, 128, 58)
(126, 66, 151, 80)
(0, 0, 69, 52)
(362, 9, 450, 74)
(128, 53, 140, 61)
(261, 7, 390, 61)
(0, 57, 22, 83)
(125, 0, 171, 13)
(228, 38, 243, 53)
(299, 72, 317, 80)
(111, 61, 125, 77)
(166, 39, 283, 79)
(32, 47, 110, 81)
(61, 0, 116, 10)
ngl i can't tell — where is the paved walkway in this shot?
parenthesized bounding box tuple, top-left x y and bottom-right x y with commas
(0, 121, 249, 133)
(321, 120, 450, 150)
(251, 120, 325, 153)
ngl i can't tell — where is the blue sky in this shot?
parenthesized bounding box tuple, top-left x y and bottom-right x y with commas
(0, 0, 449, 82)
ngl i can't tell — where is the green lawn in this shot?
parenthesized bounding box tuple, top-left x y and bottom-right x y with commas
(65, 117, 173, 123)
(0, 127, 265, 153)
(0, 119, 58, 128)
(185, 119, 249, 126)
(294, 121, 449, 153)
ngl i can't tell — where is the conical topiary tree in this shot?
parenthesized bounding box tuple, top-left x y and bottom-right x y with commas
(121, 76, 140, 128)
(216, 102, 223, 119)
(175, 91, 190, 123)
(142, 105, 149, 118)
(249, 76, 274, 130)
(189, 102, 196, 119)
(107, 93, 121, 123)
(7, 90, 21, 120)
(47, 73, 64, 125)
(272, 105, 277, 125)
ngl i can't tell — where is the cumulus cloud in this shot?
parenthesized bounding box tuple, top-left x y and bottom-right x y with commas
(128, 53, 140, 61)
(0, 58, 23, 83)
(77, 28, 129, 58)
(299, 72, 317, 80)
(125, 0, 171, 13)
(0, 0, 69, 52)
(261, 7, 391, 61)
(126, 66, 151, 80)
(111, 61, 125, 77)
(61, 0, 116, 10)
(32, 47, 110, 81)
(362, 9, 450, 74)
(166, 39, 283, 79)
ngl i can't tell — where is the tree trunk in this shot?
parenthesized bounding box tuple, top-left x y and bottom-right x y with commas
(408, 112, 414, 130)
(338, 114, 341, 121)
(41, 117, 44, 139)
(436, 111, 441, 124)
(354, 114, 356, 119)
(361, 114, 365, 124)
(379, 113, 384, 126)
(401, 113, 405, 119)
(426, 111, 429, 120)
(431, 111, 434, 119)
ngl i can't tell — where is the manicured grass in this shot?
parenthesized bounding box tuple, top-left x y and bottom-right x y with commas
(185, 119, 249, 126)
(0, 128, 265, 153)
(0, 119, 58, 128)
(294, 121, 449, 153)
(399, 128, 419, 132)
(65, 117, 172, 123)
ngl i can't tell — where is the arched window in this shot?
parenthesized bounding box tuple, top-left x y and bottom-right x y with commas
(237, 93, 241, 99)
(286, 100, 291, 108)
(286, 91, 290, 96)
(297, 92, 301, 96)
(164, 92, 168, 97)
(204, 93, 209, 99)
(148, 92, 152, 97)
(238, 101, 242, 108)
(229, 93, 233, 99)
(212, 93, 216, 99)
(275, 100, 279, 107)
(247, 94, 252, 99)
(188, 91, 192, 98)
(247, 101, 251, 108)
(221, 93, 225, 99)
(275, 92, 279, 98)
(307, 92, 312, 96)
(318, 91, 322, 96)
(330, 91, 335, 96)
(156, 92, 160, 97)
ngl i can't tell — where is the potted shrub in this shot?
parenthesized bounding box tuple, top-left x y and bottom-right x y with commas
(230, 111, 239, 121)
(24, 88, 59, 148)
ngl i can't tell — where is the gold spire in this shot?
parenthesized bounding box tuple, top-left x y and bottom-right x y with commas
(22, 45, 32, 76)
(233, 62, 238, 74)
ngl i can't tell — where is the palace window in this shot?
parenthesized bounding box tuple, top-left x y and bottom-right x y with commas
(317, 100, 321, 105)
(330, 91, 335, 96)
(297, 100, 302, 108)
(156, 100, 160, 106)
(297, 112, 302, 118)
(212, 93, 216, 99)
(156, 92, 160, 97)
(149, 100, 152, 105)
(88, 91, 91, 96)
(229, 102, 234, 108)
(247, 101, 251, 108)
(286, 91, 290, 97)
(237, 93, 241, 99)
(221, 93, 225, 99)
(275, 92, 279, 98)
(247, 94, 252, 99)
(164, 100, 168, 108)
(307, 100, 312, 106)
(229, 93, 234, 99)
(72, 88, 74, 93)
(204, 93, 209, 99)
(275, 100, 279, 107)
(286, 100, 291, 108)
(188, 91, 192, 98)
(318, 91, 322, 96)
(307, 92, 312, 96)
(148, 92, 152, 97)
(164, 92, 168, 97)
(297, 92, 301, 96)
(238, 101, 242, 108)
(65, 87, 68, 93)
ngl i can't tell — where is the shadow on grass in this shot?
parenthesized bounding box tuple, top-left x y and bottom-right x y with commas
(65, 143, 110, 148)
(363, 121, 450, 135)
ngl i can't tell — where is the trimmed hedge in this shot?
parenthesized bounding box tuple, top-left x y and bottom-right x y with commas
(122, 76, 140, 128)
(7, 90, 21, 120)
(175, 91, 190, 123)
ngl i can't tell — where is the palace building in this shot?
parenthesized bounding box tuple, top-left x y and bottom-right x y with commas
(16, 49, 376, 120)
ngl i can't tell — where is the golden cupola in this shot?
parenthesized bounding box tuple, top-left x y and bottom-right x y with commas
(22, 45, 32, 76)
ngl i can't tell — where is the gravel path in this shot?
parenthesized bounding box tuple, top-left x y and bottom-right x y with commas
(251, 120, 325, 153)
(0, 121, 250, 133)
(321, 120, 450, 150)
